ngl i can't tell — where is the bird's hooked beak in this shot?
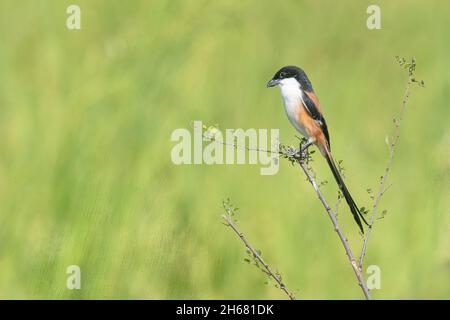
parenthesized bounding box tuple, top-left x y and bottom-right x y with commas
(266, 79, 280, 88)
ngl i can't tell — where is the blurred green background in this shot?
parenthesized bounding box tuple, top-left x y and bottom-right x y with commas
(0, 0, 448, 299)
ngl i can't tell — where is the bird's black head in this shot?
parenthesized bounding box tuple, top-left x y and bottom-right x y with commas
(267, 66, 313, 91)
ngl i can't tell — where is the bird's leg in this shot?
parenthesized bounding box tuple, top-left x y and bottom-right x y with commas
(285, 139, 314, 159)
(285, 147, 300, 158)
(299, 139, 314, 159)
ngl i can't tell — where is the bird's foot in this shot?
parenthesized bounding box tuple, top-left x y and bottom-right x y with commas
(283, 140, 313, 161)
(286, 148, 301, 158)
(299, 140, 313, 156)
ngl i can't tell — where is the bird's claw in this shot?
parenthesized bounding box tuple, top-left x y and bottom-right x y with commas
(299, 141, 313, 156)
(285, 148, 301, 158)
(284, 141, 312, 160)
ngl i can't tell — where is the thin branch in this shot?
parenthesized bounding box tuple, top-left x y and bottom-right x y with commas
(222, 209, 296, 300)
(294, 151, 372, 300)
(216, 136, 371, 299)
(199, 124, 281, 155)
(359, 57, 424, 269)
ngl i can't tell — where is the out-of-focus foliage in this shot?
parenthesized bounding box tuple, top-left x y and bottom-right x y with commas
(0, 0, 448, 299)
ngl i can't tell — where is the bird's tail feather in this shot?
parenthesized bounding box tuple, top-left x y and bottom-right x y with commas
(322, 148, 368, 233)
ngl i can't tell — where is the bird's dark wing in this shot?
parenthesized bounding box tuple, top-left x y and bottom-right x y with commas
(302, 91, 330, 149)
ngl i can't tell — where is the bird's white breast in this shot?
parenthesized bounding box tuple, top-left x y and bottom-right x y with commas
(278, 78, 308, 137)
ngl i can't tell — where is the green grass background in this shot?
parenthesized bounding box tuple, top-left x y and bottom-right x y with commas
(0, 0, 448, 299)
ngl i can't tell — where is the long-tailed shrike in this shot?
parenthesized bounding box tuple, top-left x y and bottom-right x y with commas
(267, 66, 368, 233)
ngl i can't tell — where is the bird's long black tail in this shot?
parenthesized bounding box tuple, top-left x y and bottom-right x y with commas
(323, 150, 368, 233)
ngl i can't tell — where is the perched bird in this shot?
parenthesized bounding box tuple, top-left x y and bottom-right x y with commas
(267, 66, 368, 233)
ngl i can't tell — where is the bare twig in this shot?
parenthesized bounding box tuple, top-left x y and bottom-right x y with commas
(222, 201, 296, 300)
(198, 123, 282, 155)
(216, 137, 371, 298)
(217, 136, 372, 299)
(293, 151, 372, 300)
(358, 57, 424, 269)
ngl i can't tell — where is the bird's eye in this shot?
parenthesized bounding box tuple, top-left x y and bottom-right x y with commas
(280, 72, 286, 78)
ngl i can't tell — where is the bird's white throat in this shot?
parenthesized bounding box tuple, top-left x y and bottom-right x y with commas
(279, 78, 303, 109)
(278, 78, 308, 136)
